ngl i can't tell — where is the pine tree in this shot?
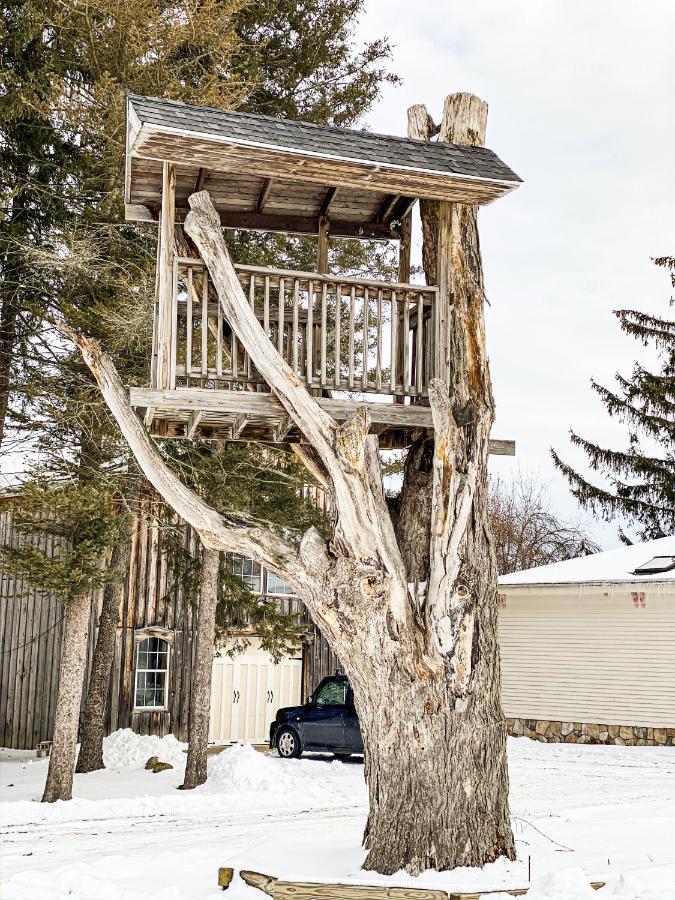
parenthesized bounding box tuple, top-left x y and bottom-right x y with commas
(552, 256, 675, 542)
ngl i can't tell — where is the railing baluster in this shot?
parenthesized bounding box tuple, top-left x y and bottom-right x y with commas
(246, 275, 256, 381)
(201, 269, 208, 381)
(348, 286, 355, 389)
(186, 266, 193, 380)
(277, 277, 285, 356)
(306, 280, 313, 387)
(320, 282, 327, 388)
(415, 294, 424, 396)
(375, 288, 383, 391)
(170, 259, 178, 389)
(361, 287, 369, 390)
(263, 275, 270, 339)
(292, 279, 299, 376)
(334, 284, 341, 390)
(216, 271, 223, 380)
(390, 290, 397, 394)
(403, 291, 410, 395)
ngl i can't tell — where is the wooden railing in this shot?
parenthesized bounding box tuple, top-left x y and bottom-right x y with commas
(151, 258, 438, 402)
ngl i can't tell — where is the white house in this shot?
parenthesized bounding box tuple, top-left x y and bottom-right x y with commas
(497, 536, 675, 746)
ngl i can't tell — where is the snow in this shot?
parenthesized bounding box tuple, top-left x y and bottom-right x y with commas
(1, 733, 675, 900)
(102, 727, 188, 769)
(499, 536, 675, 585)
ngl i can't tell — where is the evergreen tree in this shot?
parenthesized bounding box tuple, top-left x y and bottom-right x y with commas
(552, 256, 675, 542)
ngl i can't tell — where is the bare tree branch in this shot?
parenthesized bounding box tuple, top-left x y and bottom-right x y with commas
(58, 322, 313, 593)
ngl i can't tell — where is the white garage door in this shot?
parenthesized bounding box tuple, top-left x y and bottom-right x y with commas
(208, 647, 302, 745)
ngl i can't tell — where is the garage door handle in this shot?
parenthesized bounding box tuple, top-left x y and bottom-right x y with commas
(232, 689, 240, 702)
(266, 690, 274, 703)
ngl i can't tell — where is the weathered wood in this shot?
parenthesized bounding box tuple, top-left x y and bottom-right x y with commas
(156, 163, 176, 389)
(239, 871, 450, 899)
(318, 186, 337, 218)
(186, 410, 203, 439)
(129, 125, 520, 207)
(317, 216, 330, 274)
(218, 867, 234, 890)
(256, 178, 274, 213)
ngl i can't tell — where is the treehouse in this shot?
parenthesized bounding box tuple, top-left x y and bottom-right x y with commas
(125, 94, 521, 450)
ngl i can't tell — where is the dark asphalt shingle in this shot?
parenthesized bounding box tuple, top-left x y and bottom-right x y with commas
(128, 94, 521, 185)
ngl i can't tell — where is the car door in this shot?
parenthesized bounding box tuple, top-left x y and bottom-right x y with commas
(343, 687, 363, 752)
(301, 678, 348, 749)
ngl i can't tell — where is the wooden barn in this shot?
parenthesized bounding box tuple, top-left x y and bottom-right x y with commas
(0, 496, 338, 751)
(499, 537, 675, 746)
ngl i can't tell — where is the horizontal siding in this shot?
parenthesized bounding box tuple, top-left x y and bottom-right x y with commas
(499, 583, 675, 728)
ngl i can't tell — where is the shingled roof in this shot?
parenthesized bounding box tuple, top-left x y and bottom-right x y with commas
(127, 94, 522, 186)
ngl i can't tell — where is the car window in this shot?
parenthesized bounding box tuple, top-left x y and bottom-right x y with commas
(315, 679, 348, 706)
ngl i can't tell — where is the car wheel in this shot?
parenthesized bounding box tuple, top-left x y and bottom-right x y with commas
(333, 752, 352, 760)
(276, 726, 302, 759)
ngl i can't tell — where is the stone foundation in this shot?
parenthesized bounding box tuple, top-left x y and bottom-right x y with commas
(507, 718, 675, 746)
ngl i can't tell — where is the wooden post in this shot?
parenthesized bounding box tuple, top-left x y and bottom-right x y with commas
(156, 162, 176, 390)
(317, 216, 329, 274)
(433, 202, 452, 386)
(398, 213, 411, 283)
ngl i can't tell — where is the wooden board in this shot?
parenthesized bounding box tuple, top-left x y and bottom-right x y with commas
(129, 386, 515, 456)
(238, 871, 606, 900)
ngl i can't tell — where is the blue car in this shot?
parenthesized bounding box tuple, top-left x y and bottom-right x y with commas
(269, 675, 363, 759)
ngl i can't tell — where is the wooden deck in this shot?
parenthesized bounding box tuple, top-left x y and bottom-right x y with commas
(134, 259, 514, 452)
(136, 259, 515, 450)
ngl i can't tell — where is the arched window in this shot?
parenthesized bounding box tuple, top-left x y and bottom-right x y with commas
(134, 636, 169, 709)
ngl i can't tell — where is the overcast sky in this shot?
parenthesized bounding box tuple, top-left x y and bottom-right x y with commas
(357, 0, 675, 548)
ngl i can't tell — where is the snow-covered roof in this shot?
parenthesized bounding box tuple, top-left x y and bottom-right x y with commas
(499, 536, 675, 586)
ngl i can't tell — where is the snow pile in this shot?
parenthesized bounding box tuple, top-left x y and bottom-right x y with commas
(525, 866, 597, 898)
(203, 742, 362, 804)
(102, 728, 187, 769)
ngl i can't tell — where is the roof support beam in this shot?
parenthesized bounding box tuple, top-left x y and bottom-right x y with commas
(256, 177, 274, 213)
(185, 409, 203, 439)
(375, 194, 401, 224)
(391, 196, 417, 222)
(195, 167, 208, 192)
(231, 413, 249, 439)
(319, 186, 337, 218)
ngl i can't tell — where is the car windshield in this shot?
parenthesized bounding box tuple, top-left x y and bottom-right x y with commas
(314, 679, 348, 706)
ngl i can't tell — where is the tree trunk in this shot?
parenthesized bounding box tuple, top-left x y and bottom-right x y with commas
(181, 545, 219, 790)
(76, 539, 130, 774)
(42, 588, 92, 802)
(69, 89, 516, 875)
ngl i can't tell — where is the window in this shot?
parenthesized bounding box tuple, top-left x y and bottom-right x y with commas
(266, 571, 296, 596)
(314, 679, 348, 706)
(229, 555, 296, 597)
(632, 556, 675, 576)
(230, 555, 263, 592)
(134, 637, 169, 709)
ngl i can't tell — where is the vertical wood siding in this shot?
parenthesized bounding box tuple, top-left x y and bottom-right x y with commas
(0, 501, 313, 749)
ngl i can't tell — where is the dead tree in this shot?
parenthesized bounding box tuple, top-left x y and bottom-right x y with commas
(68, 92, 515, 874)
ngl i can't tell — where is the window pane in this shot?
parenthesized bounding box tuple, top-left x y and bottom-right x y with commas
(266, 572, 296, 596)
(230, 555, 262, 592)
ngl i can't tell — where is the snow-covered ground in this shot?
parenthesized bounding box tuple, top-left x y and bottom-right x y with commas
(1, 731, 674, 900)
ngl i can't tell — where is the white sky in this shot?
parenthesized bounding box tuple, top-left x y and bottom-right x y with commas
(357, 0, 675, 548)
